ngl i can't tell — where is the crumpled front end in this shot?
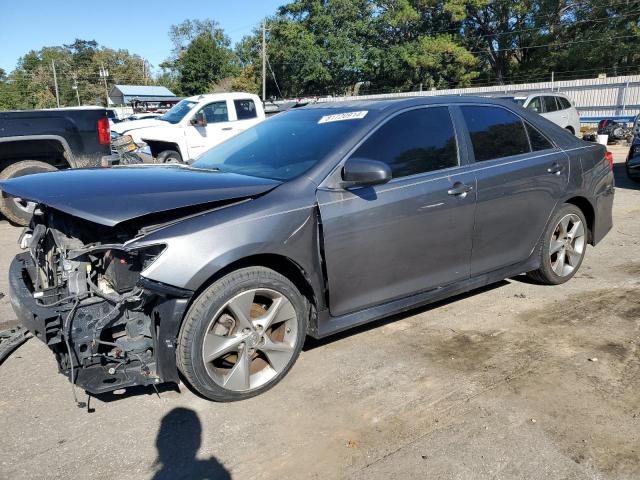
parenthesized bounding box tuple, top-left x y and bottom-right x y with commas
(8, 207, 193, 394)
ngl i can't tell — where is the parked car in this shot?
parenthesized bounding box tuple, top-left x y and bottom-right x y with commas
(2, 96, 614, 402)
(112, 92, 265, 163)
(0, 107, 111, 225)
(626, 135, 640, 181)
(506, 93, 581, 136)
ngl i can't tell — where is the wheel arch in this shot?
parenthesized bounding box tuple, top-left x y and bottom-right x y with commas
(0, 136, 72, 172)
(185, 253, 320, 328)
(564, 196, 595, 244)
(143, 139, 182, 159)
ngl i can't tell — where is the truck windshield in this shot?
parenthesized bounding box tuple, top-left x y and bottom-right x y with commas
(158, 100, 198, 124)
(193, 109, 365, 181)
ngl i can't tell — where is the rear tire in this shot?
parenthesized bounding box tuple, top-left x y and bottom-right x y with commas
(527, 204, 587, 285)
(0, 161, 58, 226)
(156, 149, 183, 164)
(177, 267, 308, 402)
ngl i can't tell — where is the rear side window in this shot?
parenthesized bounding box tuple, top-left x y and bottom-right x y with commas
(525, 123, 553, 151)
(558, 97, 572, 110)
(351, 107, 458, 178)
(201, 102, 229, 123)
(234, 99, 257, 120)
(460, 106, 530, 161)
(544, 96, 559, 112)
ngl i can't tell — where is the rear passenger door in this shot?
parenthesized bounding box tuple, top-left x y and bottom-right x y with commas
(317, 106, 476, 316)
(457, 105, 569, 276)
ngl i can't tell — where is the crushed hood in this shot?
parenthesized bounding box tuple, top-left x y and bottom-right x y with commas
(0, 165, 281, 226)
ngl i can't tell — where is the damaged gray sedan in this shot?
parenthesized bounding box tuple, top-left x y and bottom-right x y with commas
(2, 97, 614, 401)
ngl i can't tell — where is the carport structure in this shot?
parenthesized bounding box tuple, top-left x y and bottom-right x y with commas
(108, 85, 178, 110)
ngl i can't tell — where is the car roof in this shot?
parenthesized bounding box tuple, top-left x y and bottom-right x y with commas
(302, 95, 518, 113)
(184, 92, 260, 102)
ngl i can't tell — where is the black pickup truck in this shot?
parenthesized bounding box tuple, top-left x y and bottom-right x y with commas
(0, 107, 112, 225)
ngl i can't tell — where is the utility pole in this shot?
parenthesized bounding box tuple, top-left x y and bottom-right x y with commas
(51, 60, 60, 108)
(72, 73, 80, 105)
(262, 21, 267, 102)
(142, 59, 147, 85)
(99, 65, 110, 107)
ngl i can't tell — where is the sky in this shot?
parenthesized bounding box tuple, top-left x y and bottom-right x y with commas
(0, 0, 284, 73)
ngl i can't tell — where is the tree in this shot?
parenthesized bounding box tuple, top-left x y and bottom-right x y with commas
(160, 19, 240, 96)
(0, 39, 154, 110)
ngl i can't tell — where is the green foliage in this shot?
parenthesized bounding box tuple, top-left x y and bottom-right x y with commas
(1, 38, 153, 110)
(176, 31, 239, 96)
(3, 2, 640, 110)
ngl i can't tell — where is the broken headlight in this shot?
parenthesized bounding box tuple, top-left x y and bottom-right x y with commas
(102, 244, 166, 293)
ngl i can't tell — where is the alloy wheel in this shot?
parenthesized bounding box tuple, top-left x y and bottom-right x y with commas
(201, 288, 298, 392)
(549, 213, 585, 277)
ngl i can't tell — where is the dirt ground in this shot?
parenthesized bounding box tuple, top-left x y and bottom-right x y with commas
(0, 145, 638, 480)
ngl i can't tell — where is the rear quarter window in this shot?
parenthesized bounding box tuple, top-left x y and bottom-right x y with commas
(234, 99, 258, 120)
(460, 106, 530, 161)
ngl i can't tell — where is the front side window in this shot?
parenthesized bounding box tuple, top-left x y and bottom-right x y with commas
(350, 107, 458, 178)
(200, 102, 229, 123)
(544, 96, 559, 113)
(461, 106, 530, 161)
(234, 99, 257, 120)
(526, 97, 543, 113)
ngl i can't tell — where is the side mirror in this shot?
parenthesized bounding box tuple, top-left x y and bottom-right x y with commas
(341, 157, 392, 188)
(191, 111, 208, 127)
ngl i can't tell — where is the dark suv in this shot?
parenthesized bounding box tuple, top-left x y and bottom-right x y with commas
(3, 96, 614, 401)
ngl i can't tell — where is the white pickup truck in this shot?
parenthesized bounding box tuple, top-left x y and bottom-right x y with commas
(112, 92, 265, 163)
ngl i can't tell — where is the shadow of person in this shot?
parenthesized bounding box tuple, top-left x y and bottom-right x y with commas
(152, 407, 232, 480)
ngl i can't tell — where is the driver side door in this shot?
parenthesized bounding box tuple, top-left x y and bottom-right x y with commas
(316, 106, 476, 317)
(184, 101, 236, 160)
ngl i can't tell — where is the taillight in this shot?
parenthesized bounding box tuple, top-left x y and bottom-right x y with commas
(605, 151, 614, 169)
(97, 117, 111, 145)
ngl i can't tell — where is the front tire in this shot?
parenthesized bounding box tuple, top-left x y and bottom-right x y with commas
(0, 161, 58, 225)
(156, 149, 183, 164)
(528, 204, 587, 285)
(177, 267, 308, 402)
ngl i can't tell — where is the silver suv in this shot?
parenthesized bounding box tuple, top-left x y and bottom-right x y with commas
(511, 93, 581, 137)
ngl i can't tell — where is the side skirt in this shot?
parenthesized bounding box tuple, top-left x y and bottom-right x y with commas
(311, 256, 539, 339)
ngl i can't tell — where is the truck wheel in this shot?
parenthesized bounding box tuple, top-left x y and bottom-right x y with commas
(177, 267, 308, 402)
(157, 150, 183, 164)
(0, 161, 57, 226)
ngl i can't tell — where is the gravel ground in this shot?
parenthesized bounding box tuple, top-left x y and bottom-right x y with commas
(0, 145, 638, 480)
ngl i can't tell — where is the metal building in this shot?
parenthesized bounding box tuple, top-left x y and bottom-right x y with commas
(108, 85, 177, 106)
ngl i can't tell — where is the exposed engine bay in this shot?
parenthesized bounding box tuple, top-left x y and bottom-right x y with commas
(10, 206, 192, 396)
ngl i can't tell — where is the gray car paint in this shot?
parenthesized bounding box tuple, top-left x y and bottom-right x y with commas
(6, 96, 615, 339)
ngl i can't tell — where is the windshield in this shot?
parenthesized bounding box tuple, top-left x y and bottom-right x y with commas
(193, 109, 366, 180)
(158, 100, 197, 124)
(512, 98, 526, 106)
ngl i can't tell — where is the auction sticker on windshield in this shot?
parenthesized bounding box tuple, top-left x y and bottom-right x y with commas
(318, 111, 368, 124)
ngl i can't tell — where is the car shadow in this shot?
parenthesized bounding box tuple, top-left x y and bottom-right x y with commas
(304, 280, 510, 351)
(613, 162, 640, 190)
(151, 407, 232, 480)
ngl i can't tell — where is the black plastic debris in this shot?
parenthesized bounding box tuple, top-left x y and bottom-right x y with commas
(0, 326, 32, 364)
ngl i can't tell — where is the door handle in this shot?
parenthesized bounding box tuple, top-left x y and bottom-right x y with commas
(222, 127, 233, 131)
(547, 163, 565, 175)
(447, 182, 473, 197)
